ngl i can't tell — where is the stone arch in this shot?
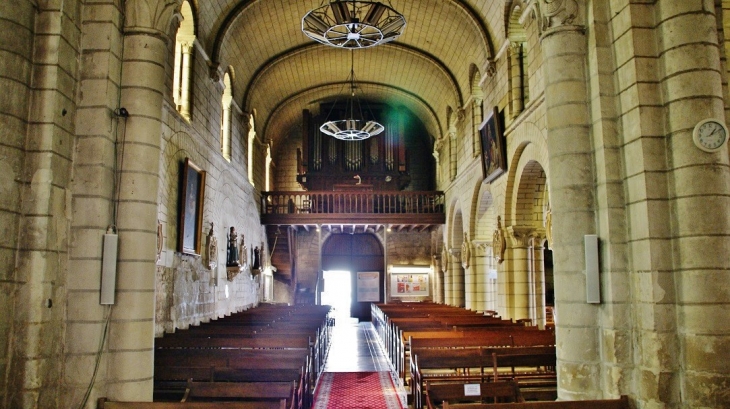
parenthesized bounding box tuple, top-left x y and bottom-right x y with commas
(503, 121, 548, 226)
(321, 232, 384, 320)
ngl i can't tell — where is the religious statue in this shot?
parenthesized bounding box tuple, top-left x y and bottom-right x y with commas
(156, 220, 163, 264)
(441, 246, 448, 273)
(206, 222, 217, 270)
(545, 208, 553, 250)
(252, 246, 260, 270)
(226, 226, 239, 267)
(239, 233, 248, 269)
(493, 216, 506, 264)
(461, 232, 470, 269)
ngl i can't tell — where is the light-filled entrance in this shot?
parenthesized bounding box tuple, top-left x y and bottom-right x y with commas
(321, 270, 352, 320)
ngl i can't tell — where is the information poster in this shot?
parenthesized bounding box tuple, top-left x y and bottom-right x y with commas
(390, 273, 430, 297)
(357, 271, 380, 302)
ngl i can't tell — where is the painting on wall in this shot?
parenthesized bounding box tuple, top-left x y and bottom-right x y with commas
(479, 106, 507, 183)
(178, 158, 206, 255)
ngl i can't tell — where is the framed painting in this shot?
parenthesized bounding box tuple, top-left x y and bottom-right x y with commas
(479, 106, 507, 183)
(178, 158, 206, 255)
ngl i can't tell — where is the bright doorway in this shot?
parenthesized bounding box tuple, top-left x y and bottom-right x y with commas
(321, 270, 352, 321)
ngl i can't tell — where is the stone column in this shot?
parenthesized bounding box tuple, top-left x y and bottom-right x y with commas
(106, 0, 178, 401)
(442, 251, 452, 305)
(505, 226, 533, 321)
(472, 240, 490, 312)
(656, 3, 730, 407)
(538, 0, 601, 399)
(448, 129, 457, 181)
(178, 41, 193, 120)
(8, 2, 80, 408)
(449, 248, 464, 307)
(221, 98, 232, 161)
(435, 270, 444, 304)
(531, 235, 547, 328)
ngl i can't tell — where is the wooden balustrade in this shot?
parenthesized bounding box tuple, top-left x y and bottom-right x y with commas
(260, 191, 445, 225)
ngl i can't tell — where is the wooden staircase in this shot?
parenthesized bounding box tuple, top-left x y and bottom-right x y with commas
(267, 225, 294, 284)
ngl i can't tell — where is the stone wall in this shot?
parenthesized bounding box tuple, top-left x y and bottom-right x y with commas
(0, 0, 36, 406)
(153, 17, 263, 335)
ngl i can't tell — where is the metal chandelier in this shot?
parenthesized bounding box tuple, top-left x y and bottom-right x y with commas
(302, 1, 406, 49)
(319, 51, 384, 141)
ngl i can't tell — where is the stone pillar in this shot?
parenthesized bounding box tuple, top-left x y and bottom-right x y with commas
(7, 1, 80, 407)
(538, 0, 601, 399)
(435, 270, 444, 304)
(472, 241, 490, 312)
(106, 0, 178, 401)
(448, 129, 457, 181)
(179, 41, 193, 120)
(531, 235, 547, 328)
(442, 251, 452, 305)
(505, 227, 532, 321)
(221, 100, 232, 161)
(449, 248, 464, 307)
(656, 3, 730, 407)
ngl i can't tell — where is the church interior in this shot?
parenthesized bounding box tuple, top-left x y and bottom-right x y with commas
(2, 0, 730, 408)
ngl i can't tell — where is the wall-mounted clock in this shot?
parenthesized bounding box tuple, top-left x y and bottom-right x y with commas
(693, 118, 728, 152)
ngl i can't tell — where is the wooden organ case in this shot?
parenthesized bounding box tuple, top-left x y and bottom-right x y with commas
(297, 108, 411, 191)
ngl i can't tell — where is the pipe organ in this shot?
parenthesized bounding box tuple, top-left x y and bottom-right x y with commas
(298, 108, 411, 191)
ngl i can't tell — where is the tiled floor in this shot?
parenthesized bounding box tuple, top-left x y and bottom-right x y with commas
(323, 318, 392, 372)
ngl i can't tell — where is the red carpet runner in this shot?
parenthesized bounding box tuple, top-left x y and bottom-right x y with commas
(313, 372, 403, 409)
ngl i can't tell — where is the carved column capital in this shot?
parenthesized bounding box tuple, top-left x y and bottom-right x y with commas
(506, 226, 534, 248)
(537, 0, 583, 35)
(209, 62, 221, 82)
(448, 128, 457, 141)
(125, 0, 181, 38)
(434, 137, 446, 151)
(485, 59, 497, 78)
(506, 226, 547, 248)
(472, 240, 492, 257)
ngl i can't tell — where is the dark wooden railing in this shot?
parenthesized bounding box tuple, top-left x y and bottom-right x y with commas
(261, 191, 445, 225)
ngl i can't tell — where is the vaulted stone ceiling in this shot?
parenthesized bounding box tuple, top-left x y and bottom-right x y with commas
(195, 0, 504, 150)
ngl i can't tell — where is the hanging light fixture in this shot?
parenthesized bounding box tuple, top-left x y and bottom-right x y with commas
(302, 1, 406, 49)
(320, 51, 384, 141)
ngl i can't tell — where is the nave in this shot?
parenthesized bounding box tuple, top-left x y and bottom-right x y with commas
(313, 318, 405, 409)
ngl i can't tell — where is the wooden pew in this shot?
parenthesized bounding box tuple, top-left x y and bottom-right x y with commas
(181, 379, 295, 409)
(420, 395, 630, 409)
(424, 380, 523, 409)
(410, 346, 556, 409)
(98, 398, 289, 409)
(153, 304, 332, 409)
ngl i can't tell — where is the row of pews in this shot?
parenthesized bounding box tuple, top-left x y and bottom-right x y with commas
(98, 304, 333, 409)
(371, 302, 629, 409)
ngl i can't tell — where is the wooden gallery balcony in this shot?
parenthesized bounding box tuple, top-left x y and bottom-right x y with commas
(261, 191, 445, 226)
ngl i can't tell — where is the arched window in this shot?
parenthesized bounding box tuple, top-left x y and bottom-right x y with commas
(470, 66, 484, 157)
(221, 71, 233, 161)
(508, 5, 528, 118)
(173, 1, 195, 121)
(265, 144, 272, 191)
(247, 114, 256, 187)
